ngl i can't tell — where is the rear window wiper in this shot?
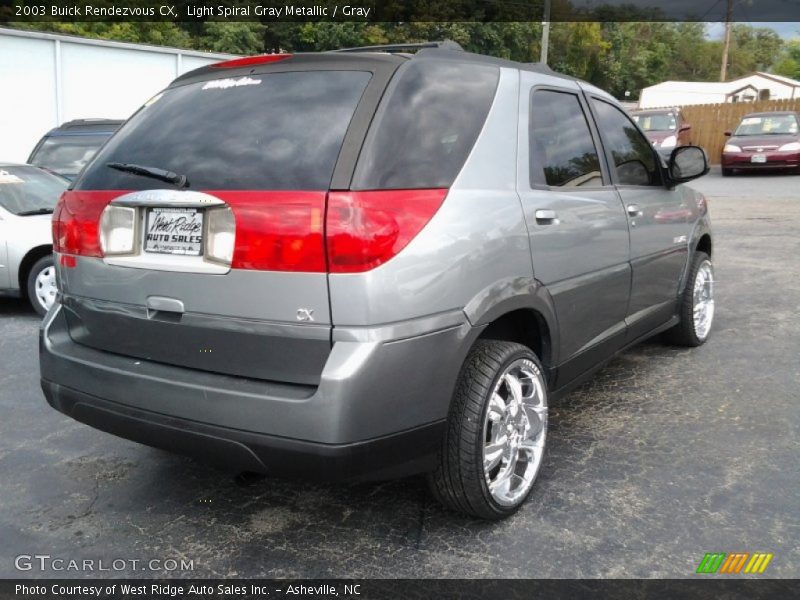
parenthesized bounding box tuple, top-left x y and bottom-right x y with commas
(106, 162, 189, 188)
(16, 208, 54, 216)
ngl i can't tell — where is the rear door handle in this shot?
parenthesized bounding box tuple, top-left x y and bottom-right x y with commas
(627, 204, 643, 217)
(535, 209, 559, 224)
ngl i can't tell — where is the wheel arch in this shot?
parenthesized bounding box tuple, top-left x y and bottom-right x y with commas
(463, 277, 559, 374)
(17, 245, 53, 297)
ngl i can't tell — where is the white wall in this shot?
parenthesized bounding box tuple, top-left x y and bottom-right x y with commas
(0, 28, 235, 163)
(733, 74, 799, 101)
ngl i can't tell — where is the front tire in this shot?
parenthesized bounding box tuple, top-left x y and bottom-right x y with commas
(26, 255, 56, 317)
(721, 168, 733, 177)
(427, 340, 548, 519)
(664, 251, 714, 347)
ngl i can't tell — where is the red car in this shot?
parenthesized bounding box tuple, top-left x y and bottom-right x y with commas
(722, 111, 800, 176)
(630, 108, 692, 158)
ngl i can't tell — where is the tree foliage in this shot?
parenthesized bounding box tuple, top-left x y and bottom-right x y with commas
(6, 21, 798, 100)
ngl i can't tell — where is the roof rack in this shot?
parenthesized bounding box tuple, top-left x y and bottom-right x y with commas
(330, 41, 464, 54)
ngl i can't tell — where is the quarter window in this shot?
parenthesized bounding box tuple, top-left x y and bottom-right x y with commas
(591, 99, 661, 186)
(529, 90, 603, 188)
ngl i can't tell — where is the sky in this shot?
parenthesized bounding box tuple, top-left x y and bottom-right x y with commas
(706, 22, 800, 39)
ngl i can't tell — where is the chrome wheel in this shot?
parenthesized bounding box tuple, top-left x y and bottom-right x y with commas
(692, 260, 714, 341)
(34, 265, 57, 312)
(482, 358, 547, 507)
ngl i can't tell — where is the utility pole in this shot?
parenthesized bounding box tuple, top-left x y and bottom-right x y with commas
(540, 0, 551, 65)
(720, 0, 734, 81)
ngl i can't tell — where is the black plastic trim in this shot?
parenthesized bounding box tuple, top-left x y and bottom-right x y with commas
(42, 380, 445, 482)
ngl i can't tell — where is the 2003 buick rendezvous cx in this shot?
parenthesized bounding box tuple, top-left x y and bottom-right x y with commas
(40, 42, 713, 519)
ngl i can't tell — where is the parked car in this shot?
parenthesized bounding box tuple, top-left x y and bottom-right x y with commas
(630, 107, 693, 157)
(28, 119, 123, 181)
(0, 164, 68, 315)
(722, 111, 800, 176)
(40, 42, 713, 519)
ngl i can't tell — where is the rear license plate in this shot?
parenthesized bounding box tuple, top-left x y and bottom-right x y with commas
(751, 154, 767, 164)
(144, 207, 203, 256)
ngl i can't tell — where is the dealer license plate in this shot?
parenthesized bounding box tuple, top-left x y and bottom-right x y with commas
(751, 154, 767, 164)
(144, 207, 204, 256)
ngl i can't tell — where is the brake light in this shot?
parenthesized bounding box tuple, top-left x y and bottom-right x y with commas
(211, 54, 292, 68)
(227, 191, 326, 272)
(326, 189, 447, 273)
(53, 191, 117, 257)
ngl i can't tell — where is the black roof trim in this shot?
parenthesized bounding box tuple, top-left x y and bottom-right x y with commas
(56, 119, 124, 129)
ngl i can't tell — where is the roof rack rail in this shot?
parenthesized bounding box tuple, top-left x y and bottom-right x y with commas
(330, 40, 464, 54)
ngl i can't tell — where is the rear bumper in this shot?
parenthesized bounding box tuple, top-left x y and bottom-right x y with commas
(40, 302, 477, 480)
(41, 379, 444, 481)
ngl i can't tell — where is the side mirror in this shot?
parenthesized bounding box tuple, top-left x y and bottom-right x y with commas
(668, 145, 708, 184)
(679, 124, 692, 133)
(724, 130, 732, 137)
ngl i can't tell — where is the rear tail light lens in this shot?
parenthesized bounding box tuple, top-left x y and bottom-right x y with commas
(52, 191, 111, 257)
(326, 189, 447, 273)
(99, 205, 136, 255)
(229, 191, 326, 272)
(206, 206, 236, 265)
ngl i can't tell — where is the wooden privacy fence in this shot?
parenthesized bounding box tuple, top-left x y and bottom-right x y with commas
(677, 99, 800, 165)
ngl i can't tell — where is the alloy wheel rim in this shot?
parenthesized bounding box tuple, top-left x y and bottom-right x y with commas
(693, 261, 714, 340)
(482, 358, 548, 507)
(35, 266, 57, 312)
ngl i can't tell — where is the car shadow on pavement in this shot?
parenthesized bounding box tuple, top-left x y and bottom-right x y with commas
(0, 298, 37, 318)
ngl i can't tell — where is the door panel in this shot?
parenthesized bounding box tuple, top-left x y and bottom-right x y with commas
(0, 216, 9, 289)
(518, 79, 630, 375)
(619, 187, 691, 337)
(587, 96, 688, 339)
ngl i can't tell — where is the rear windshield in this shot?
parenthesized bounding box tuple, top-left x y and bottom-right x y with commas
(76, 71, 372, 191)
(30, 134, 112, 179)
(0, 166, 68, 215)
(352, 60, 500, 189)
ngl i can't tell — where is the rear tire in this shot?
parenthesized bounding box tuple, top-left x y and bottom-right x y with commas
(26, 255, 56, 317)
(427, 340, 548, 520)
(664, 251, 714, 347)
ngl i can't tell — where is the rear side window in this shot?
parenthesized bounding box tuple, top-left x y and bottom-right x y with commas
(530, 90, 603, 188)
(352, 60, 500, 190)
(30, 135, 111, 178)
(591, 99, 661, 187)
(76, 71, 372, 191)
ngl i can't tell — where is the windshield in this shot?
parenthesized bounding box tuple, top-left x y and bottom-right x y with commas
(0, 166, 68, 215)
(30, 134, 112, 179)
(632, 112, 677, 132)
(734, 114, 799, 136)
(77, 71, 372, 191)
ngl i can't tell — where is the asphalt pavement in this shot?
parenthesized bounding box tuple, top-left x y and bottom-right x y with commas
(1, 167, 797, 579)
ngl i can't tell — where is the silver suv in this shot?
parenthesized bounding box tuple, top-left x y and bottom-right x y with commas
(40, 43, 713, 519)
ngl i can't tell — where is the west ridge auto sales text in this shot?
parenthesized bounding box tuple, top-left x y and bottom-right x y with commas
(16, 584, 358, 597)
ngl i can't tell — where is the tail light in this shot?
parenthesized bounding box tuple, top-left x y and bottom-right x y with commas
(326, 189, 447, 273)
(53, 191, 115, 257)
(228, 191, 326, 272)
(206, 206, 236, 265)
(99, 205, 136, 255)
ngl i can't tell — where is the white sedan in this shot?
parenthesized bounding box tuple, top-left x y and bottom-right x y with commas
(0, 164, 68, 315)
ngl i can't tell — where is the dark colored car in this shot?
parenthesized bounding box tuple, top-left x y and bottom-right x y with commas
(721, 111, 800, 176)
(630, 108, 693, 158)
(28, 119, 124, 181)
(40, 42, 712, 519)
